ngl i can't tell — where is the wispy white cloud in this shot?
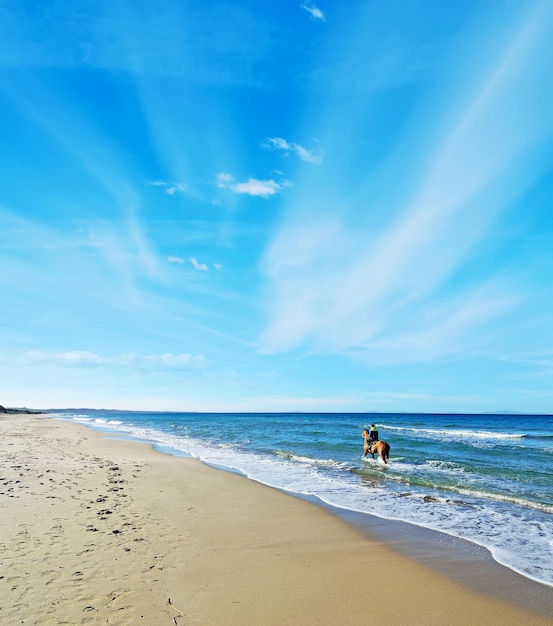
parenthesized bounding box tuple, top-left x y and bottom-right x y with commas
(20, 350, 209, 369)
(169, 256, 222, 272)
(300, 2, 325, 22)
(216, 172, 291, 198)
(117, 352, 209, 369)
(232, 178, 284, 197)
(259, 1, 553, 365)
(216, 173, 235, 187)
(82, 216, 165, 293)
(346, 284, 516, 366)
(190, 257, 208, 271)
(21, 350, 104, 365)
(0, 78, 165, 290)
(263, 137, 322, 164)
(148, 179, 187, 195)
(0, 209, 155, 313)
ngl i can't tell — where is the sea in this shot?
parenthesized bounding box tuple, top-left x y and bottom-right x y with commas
(47, 410, 553, 587)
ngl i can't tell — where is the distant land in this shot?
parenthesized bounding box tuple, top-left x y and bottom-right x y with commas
(36, 407, 536, 416)
(2, 405, 541, 416)
(0, 405, 44, 415)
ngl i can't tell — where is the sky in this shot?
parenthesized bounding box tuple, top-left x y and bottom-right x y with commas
(1, 0, 553, 414)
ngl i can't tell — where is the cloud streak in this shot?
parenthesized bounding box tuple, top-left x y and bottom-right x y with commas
(168, 256, 221, 272)
(300, 2, 325, 22)
(148, 179, 187, 195)
(190, 257, 208, 271)
(20, 350, 209, 369)
(217, 173, 291, 198)
(259, 1, 553, 365)
(263, 137, 322, 164)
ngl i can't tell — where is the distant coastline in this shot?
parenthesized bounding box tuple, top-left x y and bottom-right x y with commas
(4, 405, 546, 417)
(41, 407, 540, 416)
(0, 405, 44, 415)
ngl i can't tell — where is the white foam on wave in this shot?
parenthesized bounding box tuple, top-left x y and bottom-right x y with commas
(216, 442, 239, 450)
(365, 458, 553, 513)
(310, 474, 553, 587)
(360, 456, 389, 467)
(449, 486, 553, 514)
(276, 450, 349, 469)
(382, 424, 525, 441)
(427, 459, 465, 470)
(374, 457, 464, 478)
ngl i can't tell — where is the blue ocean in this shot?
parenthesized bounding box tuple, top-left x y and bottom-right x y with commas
(49, 410, 553, 587)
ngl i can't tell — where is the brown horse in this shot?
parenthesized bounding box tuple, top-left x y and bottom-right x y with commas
(368, 440, 390, 464)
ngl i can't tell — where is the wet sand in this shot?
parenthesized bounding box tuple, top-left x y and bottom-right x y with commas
(1, 414, 551, 625)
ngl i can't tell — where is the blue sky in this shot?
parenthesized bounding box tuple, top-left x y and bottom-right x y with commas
(2, 0, 553, 413)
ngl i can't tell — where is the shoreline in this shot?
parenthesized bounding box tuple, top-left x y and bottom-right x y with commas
(104, 417, 553, 595)
(273, 487, 553, 611)
(1, 414, 552, 624)
(333, 506, 553, 611)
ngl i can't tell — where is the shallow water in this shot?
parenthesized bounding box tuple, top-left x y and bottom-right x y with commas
(50, 410, 553, 587)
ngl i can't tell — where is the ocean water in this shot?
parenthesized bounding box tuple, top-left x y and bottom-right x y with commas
(49, 410, 553, 587)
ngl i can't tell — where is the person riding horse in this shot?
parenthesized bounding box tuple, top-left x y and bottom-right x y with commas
(362, 426, 390, 463)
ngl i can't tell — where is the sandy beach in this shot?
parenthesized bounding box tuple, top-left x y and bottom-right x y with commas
(1, 414, 551, 625)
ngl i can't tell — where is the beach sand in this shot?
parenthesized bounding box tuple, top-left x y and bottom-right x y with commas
(1, 414, 551, 625)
